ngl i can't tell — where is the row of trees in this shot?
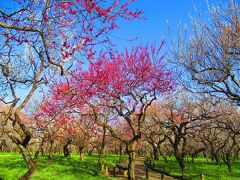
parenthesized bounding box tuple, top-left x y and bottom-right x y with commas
(143, 94, 240, 176)
(1, 93, 239, 177)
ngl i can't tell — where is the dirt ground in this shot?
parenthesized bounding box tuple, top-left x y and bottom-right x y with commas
(108, 157, 176, 180)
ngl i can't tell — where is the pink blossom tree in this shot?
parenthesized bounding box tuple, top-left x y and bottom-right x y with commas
(86, 43, 173, 180)
(0, 0, 142, 179)
(36, 91, 100, 160)
(49, 42, 174, 180)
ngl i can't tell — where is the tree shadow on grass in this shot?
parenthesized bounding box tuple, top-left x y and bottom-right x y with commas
(0, 153, 118, 179)
(0, 154, 27, 179)
(152, 157, 240, 180)
(32, 155, 106, 180)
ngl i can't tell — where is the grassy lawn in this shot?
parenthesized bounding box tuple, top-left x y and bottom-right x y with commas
(0, 153, 121, 180)
(4, 152, 240, 180)
(151, 156, 240, 180)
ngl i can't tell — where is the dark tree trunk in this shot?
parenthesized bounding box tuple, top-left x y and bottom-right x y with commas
(159, 150, 168, 163)
(191, 155, 195, 163)
(41, 146, 44, 156)
(98, 126, 106, 166)
(163, 155, 168, 163)
(227, 162, 232, 172)
(173, 136, 186, 178)
(223, 154, 233, 172)
(34, 150, 39, 160)
(203, 152, 209, 163)
(176, 156, 185, 178)
(152, 144, 159, 160)
(48, 139, 54, 161)
(119, 142, 123, 162)
(88, 147, 94, 156)
(63, 139, 72, 157)
(215, 155, 221, 166)
(0, 140, 5, 152)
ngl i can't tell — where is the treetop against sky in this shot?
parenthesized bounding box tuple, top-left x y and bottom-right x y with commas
(1, 0, 227, 48)
(0, 0, 229, 102)
(110, 0, 227, 48)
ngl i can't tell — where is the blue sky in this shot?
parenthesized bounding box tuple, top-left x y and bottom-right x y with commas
(1, 0, 227, 103)
(1, 0, 226, 49)
(111, 0, 226, 49)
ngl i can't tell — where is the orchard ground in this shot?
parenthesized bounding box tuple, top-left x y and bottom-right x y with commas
(149, 156, 240, 180)
(0, 153, 121, 180)
(1, 153, 240, 180)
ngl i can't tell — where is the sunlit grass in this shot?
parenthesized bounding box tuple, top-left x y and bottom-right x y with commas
(3, 152, 239, 180)
(0, 153, 120, 180)
(152, 156, 240, 180)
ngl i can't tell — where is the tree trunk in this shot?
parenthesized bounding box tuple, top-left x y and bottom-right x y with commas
(63, 139, 71, 157)
(191, 155, 195, 163)
(215, 156, 221, 166)
(227, 162, 232, 172)
(119, 142, 123, 162)
(19, 144, 36, 180)
(40, 138, 44, 156)
(223, 155, 232, 172)
(179, 158, 185, 178)
(98, 126, 106, 166)
(159, 150, 168, 162)
(34, 140, 45, 160)
(79, 147, 84, 161)
(126, 140, 137, 180)
(0, 140, 4, 152)
(175, 155, 185, 178)
(88, 147, 94, 156)
(203, 152, 209, 163)
(34, 150, 39, 160)
(163, 155, 168, 163)
(63, 144, 70, 157)
(152, 145, 159, 160)
(48, 139, 54, 161)
(41, 146, 44, 156)
(3, 115, 36, 180)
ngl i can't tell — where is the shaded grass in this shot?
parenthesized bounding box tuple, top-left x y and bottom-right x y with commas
(0, 152, 27, 180)
(0, 153, 120, 180)
(151, 156, 240, 180)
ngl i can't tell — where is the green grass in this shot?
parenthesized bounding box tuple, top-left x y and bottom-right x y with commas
(0, 152, 27, 180)
(0, 153, 121, 180)
(4, 152, 239, 180)
(151, 156, 240, 180)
